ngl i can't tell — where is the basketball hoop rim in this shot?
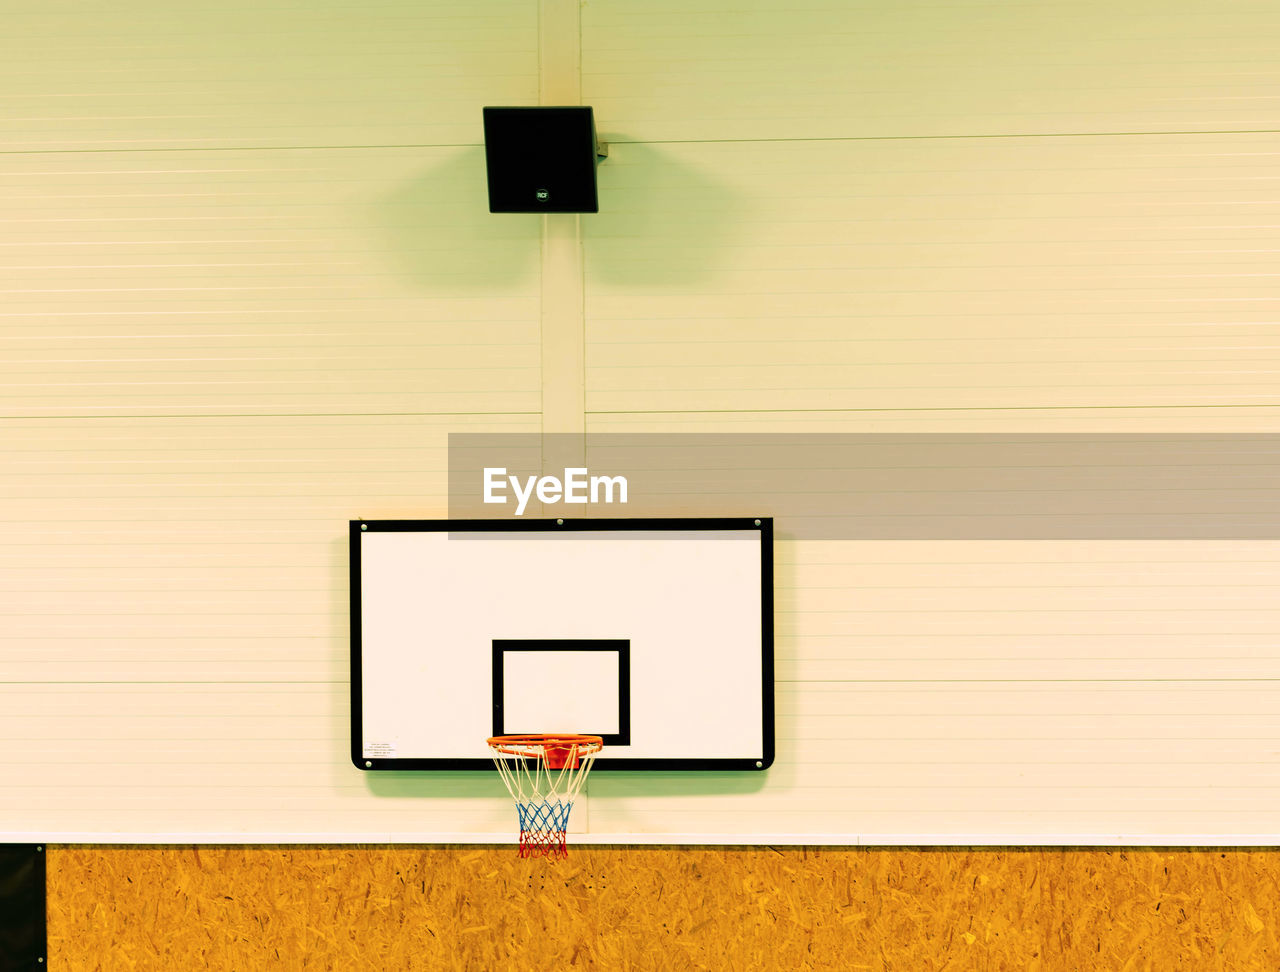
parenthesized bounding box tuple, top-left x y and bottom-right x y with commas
(487, 733, 604, 757)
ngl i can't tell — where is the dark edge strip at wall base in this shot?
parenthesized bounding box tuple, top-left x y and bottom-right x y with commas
(0, 844, 46, 971)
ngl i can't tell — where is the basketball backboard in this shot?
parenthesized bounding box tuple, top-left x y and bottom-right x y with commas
(350, 518, 773, 771)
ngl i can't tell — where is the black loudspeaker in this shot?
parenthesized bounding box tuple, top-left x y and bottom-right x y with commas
(482, 106, 606, 213)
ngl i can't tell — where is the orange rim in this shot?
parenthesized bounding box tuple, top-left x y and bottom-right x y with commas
(487, 733, 604, 757)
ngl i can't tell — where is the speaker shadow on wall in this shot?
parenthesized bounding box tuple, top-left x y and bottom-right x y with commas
(585, 138, 742, 287)
(371, 140, 739, 292)
(371, 144, 540, 294)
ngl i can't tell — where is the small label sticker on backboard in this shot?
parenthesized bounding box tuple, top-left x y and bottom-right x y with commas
(364, 742, 397, 758)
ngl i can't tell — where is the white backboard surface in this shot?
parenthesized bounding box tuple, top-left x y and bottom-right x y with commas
(352, 519, 773, 770)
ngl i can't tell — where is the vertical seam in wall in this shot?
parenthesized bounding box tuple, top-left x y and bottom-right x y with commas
(537, 1, 588, 832)
(538, 0, 587, 448)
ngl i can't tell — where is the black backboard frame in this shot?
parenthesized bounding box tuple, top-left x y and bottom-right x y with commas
(350, 517, 774, 771)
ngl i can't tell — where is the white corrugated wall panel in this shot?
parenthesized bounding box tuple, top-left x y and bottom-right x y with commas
(0, 0, 540, 841)
(1, 0, 536, 150)
(5, 0, 1280, 845)
(585, 135, 1280, 415)
(580, 0, 1280, 843)
(583, 0, 1280, 141)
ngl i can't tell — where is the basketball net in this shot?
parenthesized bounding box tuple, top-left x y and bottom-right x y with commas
(487, 734, 603, 859)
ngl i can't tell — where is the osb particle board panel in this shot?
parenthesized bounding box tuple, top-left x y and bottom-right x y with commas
(47, 846, 1280, 970)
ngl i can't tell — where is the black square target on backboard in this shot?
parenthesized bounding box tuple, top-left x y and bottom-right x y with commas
(492, 639, 631, 745)
(350, 517, 773, 771)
